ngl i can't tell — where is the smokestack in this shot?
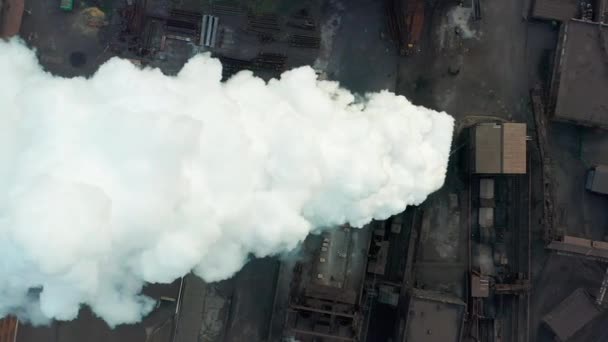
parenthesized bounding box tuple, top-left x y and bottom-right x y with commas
(0, 38, 454, 326)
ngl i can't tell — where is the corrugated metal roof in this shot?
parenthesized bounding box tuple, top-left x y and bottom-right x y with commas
(543, 288, 601, 341)
(532, 0, 578, 21)
(502, 123, 527, 174)
(475, 124, 502, 174)
(0, 317, 18, 342)
(474, 123, 527, 174)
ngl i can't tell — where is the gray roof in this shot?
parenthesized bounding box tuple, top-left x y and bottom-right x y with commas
(475, 124, 502, 174)
(532, 0, 578, 21)
(553, 20, 608, 128)
(543, 288, 601, 341)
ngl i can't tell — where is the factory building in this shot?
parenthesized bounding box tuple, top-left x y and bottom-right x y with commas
(549, 19, 608, 128)
(471, 123, 527, 174)
(283, 226, 371, 341)
(0, 317, 18, 342)
(468, 122, 531, 341)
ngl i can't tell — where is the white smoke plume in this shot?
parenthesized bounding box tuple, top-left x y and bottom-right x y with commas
(0, 38, 454, 326)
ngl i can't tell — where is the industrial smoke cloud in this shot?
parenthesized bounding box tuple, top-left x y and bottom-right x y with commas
(0, 39, 453, 326)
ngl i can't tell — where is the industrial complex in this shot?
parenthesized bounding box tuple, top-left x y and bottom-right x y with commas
(3, 0, 608, 341)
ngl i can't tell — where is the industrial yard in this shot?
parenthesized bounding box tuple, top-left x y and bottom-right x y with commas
(2, 0, 608, 341)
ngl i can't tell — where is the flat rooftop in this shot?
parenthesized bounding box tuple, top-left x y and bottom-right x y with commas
(552, 20, 608, 128)
(304, 226, 370, 305)
(402, 289, 465, 342)
(543, 288, 601, 341)
(473, 123, 527, 174)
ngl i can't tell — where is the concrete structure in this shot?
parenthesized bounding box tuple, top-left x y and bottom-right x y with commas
(543, 288, 602, 341)
(550, 19, 608, 128)
(586, 165, 608, 194)
(397, 289, 465, 342)
(0, 317, 18, 342)
(0, 0, 24, 38)
(472, 123, 527, 174)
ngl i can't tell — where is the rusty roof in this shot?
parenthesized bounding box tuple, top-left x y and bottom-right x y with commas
(0, 0, 24, 38)
(0, 317, 18, 342)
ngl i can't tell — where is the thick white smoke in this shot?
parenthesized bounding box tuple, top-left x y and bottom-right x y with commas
(0, 38, 454, 326)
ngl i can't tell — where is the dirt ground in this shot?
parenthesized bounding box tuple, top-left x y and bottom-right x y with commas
(19, 0, 115, 77)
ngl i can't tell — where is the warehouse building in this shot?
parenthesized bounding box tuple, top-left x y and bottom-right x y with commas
(549, 19, 608, 128)
(471, 123, 527, 174)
